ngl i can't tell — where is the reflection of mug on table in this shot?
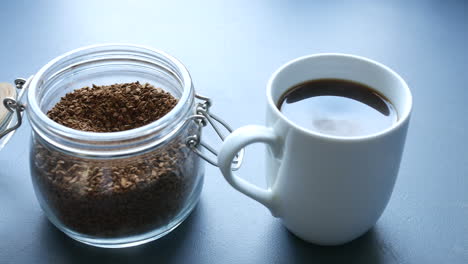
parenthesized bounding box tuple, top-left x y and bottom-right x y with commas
(218, 54, 412, 245)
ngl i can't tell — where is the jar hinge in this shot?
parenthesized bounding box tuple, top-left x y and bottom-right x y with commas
(185, 94, 244, 171)
(0, 78, 28, 141)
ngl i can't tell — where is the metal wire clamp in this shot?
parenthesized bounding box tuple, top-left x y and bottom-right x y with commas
(0, 78, 27, 141)
(185, 94, 244, 171)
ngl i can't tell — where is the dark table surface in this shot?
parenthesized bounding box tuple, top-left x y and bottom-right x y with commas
(1, 0, 467, 263)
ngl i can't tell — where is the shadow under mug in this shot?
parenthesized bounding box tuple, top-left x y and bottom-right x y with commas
(218, 53, 412, 245)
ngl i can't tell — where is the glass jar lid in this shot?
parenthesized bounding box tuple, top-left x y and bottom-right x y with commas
(0, 83, 16, 126)
(0, 79, 27, 151)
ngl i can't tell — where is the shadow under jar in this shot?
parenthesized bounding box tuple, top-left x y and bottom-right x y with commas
(27, 45, 204, 248)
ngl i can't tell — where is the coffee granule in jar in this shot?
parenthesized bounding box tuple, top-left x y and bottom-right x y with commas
(31, 82, 201, 237)
(47, 82, 177, 132)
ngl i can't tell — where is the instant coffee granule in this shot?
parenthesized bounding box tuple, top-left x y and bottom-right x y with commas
(47, 82, 177, 132)
(31, 82, 201, 237)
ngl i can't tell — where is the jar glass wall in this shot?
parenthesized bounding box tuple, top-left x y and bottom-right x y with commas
(26, 44, 204, 248)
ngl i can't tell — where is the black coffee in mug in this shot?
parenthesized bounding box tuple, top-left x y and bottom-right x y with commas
(278, 79, 397, 137)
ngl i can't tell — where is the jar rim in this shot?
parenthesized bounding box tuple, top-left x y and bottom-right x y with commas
(27, 43, 193, 144)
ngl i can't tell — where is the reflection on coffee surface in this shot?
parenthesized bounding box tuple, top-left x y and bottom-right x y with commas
(278, 79, 397, 137)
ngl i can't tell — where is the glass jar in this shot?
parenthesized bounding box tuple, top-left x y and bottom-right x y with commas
(25, 44, 204, 248)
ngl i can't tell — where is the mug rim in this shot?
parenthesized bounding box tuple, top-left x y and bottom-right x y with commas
(266, 53, 413, 141)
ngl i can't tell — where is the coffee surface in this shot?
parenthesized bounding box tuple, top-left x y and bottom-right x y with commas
(278, 79, 397, 137)
(47, 82, 177, 132)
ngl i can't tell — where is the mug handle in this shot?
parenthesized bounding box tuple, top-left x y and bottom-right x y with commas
(218, 125, 280, 214)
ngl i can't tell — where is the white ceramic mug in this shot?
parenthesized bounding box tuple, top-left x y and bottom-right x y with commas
(218, 54, 412, 245)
